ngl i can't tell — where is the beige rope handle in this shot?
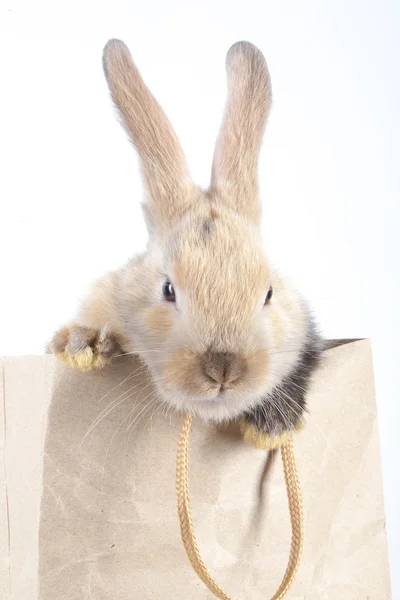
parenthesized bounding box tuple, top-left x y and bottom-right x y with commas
(176, 414, 303, 600)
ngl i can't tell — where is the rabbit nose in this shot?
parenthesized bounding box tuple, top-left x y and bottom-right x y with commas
(201, 351, 246, 385)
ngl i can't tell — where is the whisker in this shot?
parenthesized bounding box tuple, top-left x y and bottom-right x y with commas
(100, 409, 137, 492)
(78, 379, 151, 450)
(127, 395, 158, 434)
(101, 390, 159, 489)
(95, 363, 147, 404)
(268, 397, 291, 430)
(274, 393, 303, 421)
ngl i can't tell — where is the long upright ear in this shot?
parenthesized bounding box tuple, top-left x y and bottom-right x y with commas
(210, 42, 272, 224)
(103, 39, 194, 227)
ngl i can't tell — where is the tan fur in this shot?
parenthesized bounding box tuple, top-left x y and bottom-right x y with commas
(49, 40, 311, 423)
(75, 272, 126, 338)
(240, 417, 305, 450)
(102, 40, 195, 227)
(165, 348, 207, 398)
(211, 42, 272, 223)
(145, 304, 173, 333)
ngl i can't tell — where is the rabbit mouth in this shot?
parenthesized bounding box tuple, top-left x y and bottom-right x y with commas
(210, 383, 232, 398)
(157, 380, 266, 422)
(189, 385, 237, 403)
(200, 385, 232, 402)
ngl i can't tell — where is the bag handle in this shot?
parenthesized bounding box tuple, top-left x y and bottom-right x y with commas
(176, 414, 303, 600)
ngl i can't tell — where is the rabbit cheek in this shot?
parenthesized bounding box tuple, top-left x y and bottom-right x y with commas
(267, 305, 287, 348)
(163, 348, 206, 397)
(145, 304, 173, 334)
(246, 349, 270, 390)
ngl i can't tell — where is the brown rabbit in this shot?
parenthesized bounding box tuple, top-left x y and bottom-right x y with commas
(49, 39, 321, 436)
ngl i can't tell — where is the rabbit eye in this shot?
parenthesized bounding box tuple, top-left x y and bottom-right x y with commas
(163, 281, 176, 302)
(264, 286, 273, 305)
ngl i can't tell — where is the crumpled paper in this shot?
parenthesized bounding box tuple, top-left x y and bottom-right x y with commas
(0, 340, 391, 599)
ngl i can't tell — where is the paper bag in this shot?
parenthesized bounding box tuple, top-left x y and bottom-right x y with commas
(0, 340, 391, 599)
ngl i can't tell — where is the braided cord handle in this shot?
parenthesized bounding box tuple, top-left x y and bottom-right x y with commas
(176, 414, 303, 600)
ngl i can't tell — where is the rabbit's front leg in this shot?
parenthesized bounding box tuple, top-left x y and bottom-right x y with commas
(49, 324, 122, 372)
(48, 271, 126, 372)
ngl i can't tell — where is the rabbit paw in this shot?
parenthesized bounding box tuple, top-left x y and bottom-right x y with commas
(49, 325, 122, 372)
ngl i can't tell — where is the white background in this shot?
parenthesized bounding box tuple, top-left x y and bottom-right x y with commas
(0, 0, 398, 594)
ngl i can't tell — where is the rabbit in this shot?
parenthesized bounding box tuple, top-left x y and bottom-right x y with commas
(48, 39, 322, 441)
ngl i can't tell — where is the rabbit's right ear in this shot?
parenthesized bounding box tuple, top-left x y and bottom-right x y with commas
(210, 42, 272, 224)
(103, 40, 194, 228)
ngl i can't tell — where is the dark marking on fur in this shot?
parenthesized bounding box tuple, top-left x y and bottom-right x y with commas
(202, 218, 213, 238)
(243, 319, 322, 436)
(200, 214, 217, 243)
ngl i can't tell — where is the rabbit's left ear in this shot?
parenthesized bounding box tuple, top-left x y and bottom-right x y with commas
(210, 42, 272, 224)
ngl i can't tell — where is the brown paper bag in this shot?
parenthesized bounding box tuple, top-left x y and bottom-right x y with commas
(0, 340, 391, 599)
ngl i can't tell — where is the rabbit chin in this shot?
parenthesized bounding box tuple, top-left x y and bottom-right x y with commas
(156, 384, 272, 423)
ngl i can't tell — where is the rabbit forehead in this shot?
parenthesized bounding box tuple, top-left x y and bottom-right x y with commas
(166, 209, 270, 305)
